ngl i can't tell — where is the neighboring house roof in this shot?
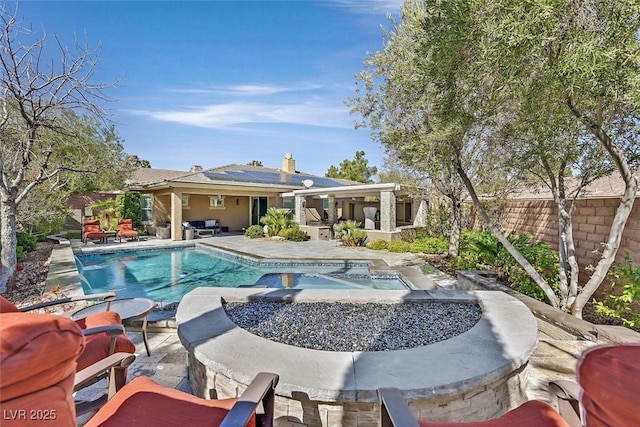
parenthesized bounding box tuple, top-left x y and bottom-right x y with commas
(127, 164, 359, 191)
(66, 192, 122, 209)
(509, 172, 639, 201)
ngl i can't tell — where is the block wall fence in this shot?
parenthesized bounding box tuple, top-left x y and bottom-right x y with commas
(469, 197, 640, 292)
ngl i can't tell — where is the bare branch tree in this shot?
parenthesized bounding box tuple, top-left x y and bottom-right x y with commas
(0, 4, 115, 292)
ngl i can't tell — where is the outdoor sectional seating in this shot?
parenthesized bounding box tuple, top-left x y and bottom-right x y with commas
(185, 219, 221, 237)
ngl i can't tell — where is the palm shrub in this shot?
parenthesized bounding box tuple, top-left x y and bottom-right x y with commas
(333, 220, 367, 247)
(260, 208, 293, 237)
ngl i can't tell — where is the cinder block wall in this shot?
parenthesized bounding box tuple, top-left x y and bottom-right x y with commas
(495, 197, 640, 287)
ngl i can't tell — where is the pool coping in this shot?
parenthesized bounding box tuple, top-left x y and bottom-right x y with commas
(176, 287, 538, 402)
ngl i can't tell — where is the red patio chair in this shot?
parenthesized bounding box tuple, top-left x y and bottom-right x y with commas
(0, 294, 136, 414)
(83, 219, 107, 244)
(1, 311, 279, 427)
(378, 343, 640, 427)
(116, 218, 139, 242)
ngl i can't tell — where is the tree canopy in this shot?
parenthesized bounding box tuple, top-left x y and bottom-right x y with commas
(325, 151, 378, 183)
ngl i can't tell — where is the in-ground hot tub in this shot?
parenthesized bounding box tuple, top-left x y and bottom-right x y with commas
(177, 288, 538, 427)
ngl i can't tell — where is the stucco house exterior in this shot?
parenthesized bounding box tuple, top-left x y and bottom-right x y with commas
(125, 153, 429, 241)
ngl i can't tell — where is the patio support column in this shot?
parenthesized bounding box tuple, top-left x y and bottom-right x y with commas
(413, 198, 428, 227)
(170, 190, 183, 241)
(380, 190, 396, 232)
(294, 195, 306, 225)
(327, 195, 336, 224)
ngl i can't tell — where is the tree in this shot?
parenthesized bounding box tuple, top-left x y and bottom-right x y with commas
(474, 0, 639, 317)
(247, 160, 263, 167)
(125, 155, 151, 168)
(0, 7, 116, 292)
(351, 0, 639, 317)
(325, 151, 378, 183)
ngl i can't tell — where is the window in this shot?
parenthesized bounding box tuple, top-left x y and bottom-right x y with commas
(141, 195, 153, 222)
(209, 195, 225, 208)
(181, 195, 189, 207)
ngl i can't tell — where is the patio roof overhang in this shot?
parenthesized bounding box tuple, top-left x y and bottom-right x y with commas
(280, 183, 404, 199)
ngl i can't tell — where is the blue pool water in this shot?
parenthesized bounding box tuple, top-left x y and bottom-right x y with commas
(75, 247, 409, 303)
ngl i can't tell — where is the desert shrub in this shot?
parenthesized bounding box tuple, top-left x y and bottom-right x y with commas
(278, 227, 309, 242)
(16, 246, 25, 262)
(17, 232, 37, 253)
(399, 229, 416, 243)
(594, 253, 640, 330)
(245, 225, 265, 239)
(409, 237, 448, 254)
(260, 208, 293, 237)
(367, 239, 389, 250)
(334, 220, 368, 247)
(387, 240, 410, 253)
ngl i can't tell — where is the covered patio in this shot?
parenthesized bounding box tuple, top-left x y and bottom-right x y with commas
(282, 183, 429, 241)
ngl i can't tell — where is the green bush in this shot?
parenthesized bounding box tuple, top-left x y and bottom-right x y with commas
(366, 239, 389, 250)
(245, 225, 265, 239)
(278, 227, 310, 242)
(456, 230, 559, 303)
(387, 240, 410, 253)
(17, 232, 37, 253)
(594, 253, 640, 330)
(409, 237, 448, 254)
(16, 246, 25, 262)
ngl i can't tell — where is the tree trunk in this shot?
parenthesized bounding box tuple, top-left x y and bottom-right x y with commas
(0, 198, 18, 293)
(571, 172, 639, 318)
(449, 200, 461, 257)
(456, 165, 560, 308)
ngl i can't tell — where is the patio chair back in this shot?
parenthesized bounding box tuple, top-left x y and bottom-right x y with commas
(1, 312, 84, 426)
(578, 344, 640, 427)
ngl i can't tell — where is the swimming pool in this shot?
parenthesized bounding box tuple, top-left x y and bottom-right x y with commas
(75, 246, 409, 303)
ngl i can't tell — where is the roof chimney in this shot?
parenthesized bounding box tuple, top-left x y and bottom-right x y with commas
(282, 153, 296, 173)
(190, 165, 203, 172)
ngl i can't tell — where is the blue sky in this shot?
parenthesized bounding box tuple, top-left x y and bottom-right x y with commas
(15, 1, 402, 176)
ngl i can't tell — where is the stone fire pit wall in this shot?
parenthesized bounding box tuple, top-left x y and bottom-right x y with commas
(177, 288, 538, 427)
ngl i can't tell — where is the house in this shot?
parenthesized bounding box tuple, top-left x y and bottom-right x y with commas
(126, 153, 429, 241)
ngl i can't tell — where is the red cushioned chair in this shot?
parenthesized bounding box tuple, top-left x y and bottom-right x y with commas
(0, 293, 136, 414)
(0, 312, 134, 427)
(83, 219, 108, 244)
(378, 344, 640, 427)
(1, 311, 279, 427)
(116, 218, 139, 242)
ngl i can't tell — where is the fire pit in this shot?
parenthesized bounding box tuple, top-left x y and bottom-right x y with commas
(177, 288, 537, 427)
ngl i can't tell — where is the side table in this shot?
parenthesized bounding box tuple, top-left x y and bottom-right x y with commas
(71, 297, 155, 356)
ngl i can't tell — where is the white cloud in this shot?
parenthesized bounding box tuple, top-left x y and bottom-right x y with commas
(130, 101, 352, 129)
(164, 83, 323, 96)
(327, 0, 403, 15)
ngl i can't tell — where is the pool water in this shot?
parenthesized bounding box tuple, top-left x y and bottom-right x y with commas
(75, 247, 409, 303)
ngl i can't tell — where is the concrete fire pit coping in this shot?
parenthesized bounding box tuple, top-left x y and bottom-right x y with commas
(176, 288, 538, 402)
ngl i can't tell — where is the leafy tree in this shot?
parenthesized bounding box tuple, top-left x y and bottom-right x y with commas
(474, 0, 640, 317)
(325, 151, 378, 183)
(125, 155, 151, 168)
(351, 0, 639, 317)
(0, 7, 117, 291)
(247, 160, 263, 167)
